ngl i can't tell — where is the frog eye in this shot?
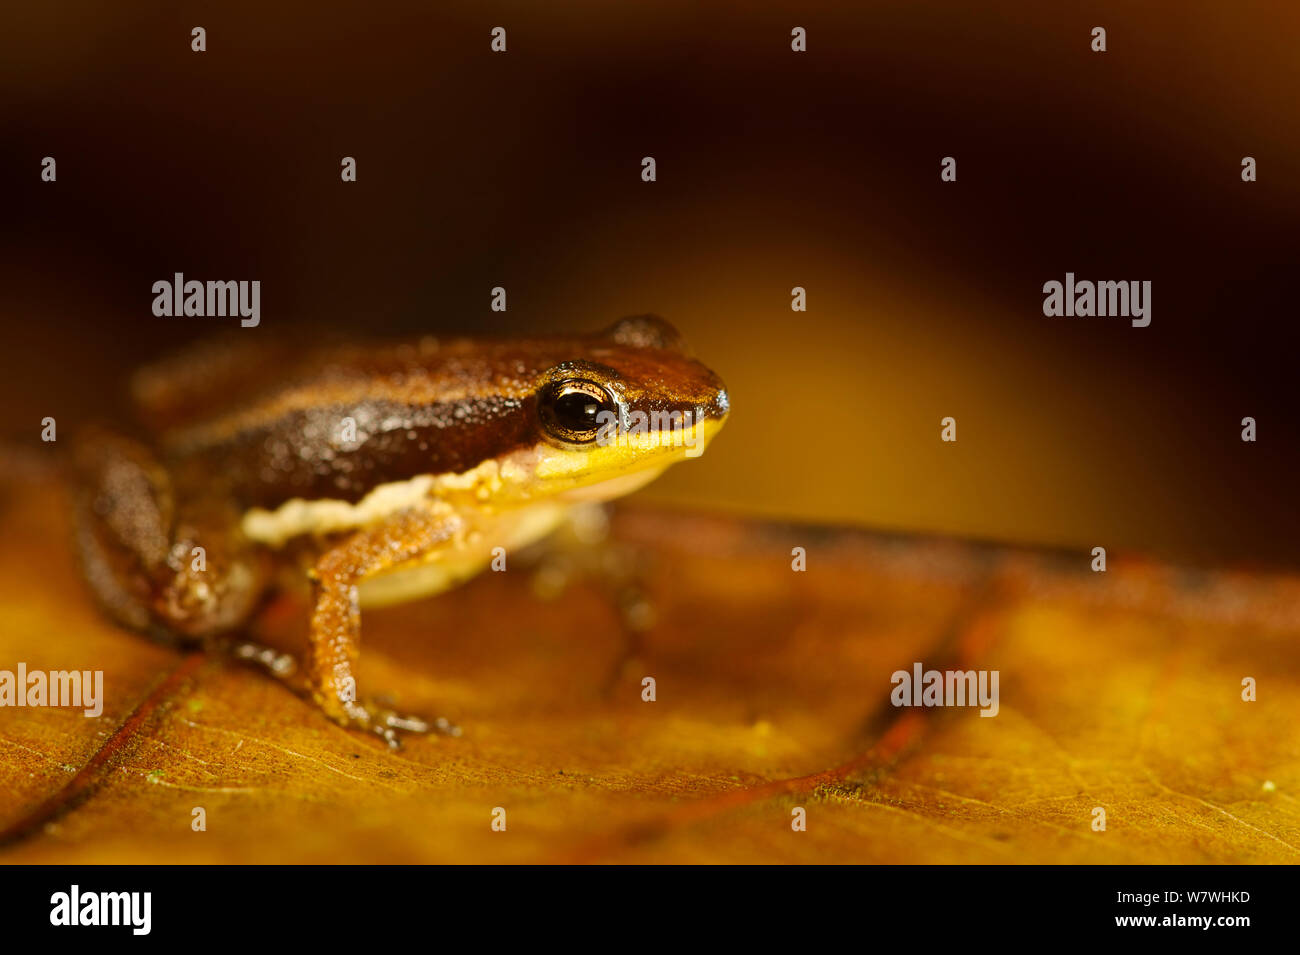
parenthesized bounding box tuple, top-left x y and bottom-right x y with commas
(538, 379, 618, 444)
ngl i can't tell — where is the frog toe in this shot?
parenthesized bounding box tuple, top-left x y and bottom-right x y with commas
(339, 699, 460, 749)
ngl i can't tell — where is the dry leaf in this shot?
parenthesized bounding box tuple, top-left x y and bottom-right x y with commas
(0, 481, 1297, 863)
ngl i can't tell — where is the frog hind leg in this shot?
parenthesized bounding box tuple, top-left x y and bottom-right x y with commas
(71, 428, 268, 645)
(308, 503, 464, 748)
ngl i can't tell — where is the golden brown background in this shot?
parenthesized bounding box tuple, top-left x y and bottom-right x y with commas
(2, 0, 1297, 565)
(0, 1, 1298, 868)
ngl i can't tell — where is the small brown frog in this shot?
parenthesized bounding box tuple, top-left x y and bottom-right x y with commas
(72, 316, 729, 745)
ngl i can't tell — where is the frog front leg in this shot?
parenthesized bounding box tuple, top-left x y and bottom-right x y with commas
(308, 503, 464, 747)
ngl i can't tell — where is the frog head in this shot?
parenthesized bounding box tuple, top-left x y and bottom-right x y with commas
(525, 315, 730, 501)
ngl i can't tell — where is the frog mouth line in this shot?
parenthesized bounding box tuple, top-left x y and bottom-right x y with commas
(537, 412, 726, 472)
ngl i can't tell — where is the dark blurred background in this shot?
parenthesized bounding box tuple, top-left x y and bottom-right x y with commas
(2, 0, 1297, 566)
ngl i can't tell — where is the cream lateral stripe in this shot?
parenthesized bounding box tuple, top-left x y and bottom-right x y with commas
(242, 455, 522, 546)
(241, 454, 526, 546)
(242, 475, 439, 546)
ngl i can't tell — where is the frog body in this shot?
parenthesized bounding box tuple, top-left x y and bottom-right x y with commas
(72, 315, 728, 745)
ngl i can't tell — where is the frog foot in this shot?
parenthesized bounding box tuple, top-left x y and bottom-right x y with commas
(340, 699, 461, 749)
(230, 640, 298, 679)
